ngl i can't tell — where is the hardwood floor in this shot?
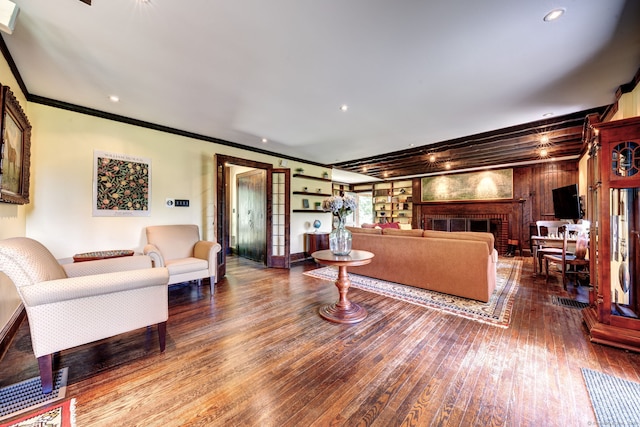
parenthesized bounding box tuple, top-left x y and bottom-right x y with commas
(1, 256, 639, 426)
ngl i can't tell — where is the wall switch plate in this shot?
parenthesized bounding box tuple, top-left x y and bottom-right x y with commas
(175, 199, 190, 207)
(165, 198, 174, 208)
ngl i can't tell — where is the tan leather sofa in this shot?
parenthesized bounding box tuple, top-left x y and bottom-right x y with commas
(346, 227, 498, 302)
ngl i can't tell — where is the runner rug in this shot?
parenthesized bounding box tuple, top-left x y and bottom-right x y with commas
(304, 257, 522, 328)
(582, 368, 640, 425)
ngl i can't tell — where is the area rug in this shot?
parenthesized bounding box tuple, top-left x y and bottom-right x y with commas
(582, 368, 640, 425)
(0, 399, 76, 427)
(0, 368, 68, 421)
(304, 257, 521, 328)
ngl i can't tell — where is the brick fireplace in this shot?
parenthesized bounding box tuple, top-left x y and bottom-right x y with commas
(422, 213, 509, 255)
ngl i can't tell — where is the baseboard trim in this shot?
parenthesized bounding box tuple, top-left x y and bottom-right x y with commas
(0, 304, 25, 362)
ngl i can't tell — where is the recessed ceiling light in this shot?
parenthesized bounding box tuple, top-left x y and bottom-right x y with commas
(340, 104, 348, 112)
(542, 112, 554, 118)
(543, 8, 565, 22)
(261, 138, 268, 143)
(109, 95, 120, 103)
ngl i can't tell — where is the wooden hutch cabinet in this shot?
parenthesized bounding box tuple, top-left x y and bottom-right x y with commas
(583, 116, 640, 352)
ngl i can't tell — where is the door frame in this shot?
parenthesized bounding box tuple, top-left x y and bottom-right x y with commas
(215, 154, 290, 279)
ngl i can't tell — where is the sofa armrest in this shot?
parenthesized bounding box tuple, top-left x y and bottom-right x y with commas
(20, 267, 169, 306)
(143, 244, 165, 267)
(62, 255, 154, 277)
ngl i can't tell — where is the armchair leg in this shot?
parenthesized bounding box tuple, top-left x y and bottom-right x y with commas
(37, 354, 53, 394)
(158, 321, 167, 352)
(209, 276, 214, 296)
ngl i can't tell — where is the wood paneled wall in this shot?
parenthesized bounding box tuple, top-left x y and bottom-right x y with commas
(413, 160, 580, 255)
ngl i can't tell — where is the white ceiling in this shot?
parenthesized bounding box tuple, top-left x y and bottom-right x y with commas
(2, 0, 640, 172)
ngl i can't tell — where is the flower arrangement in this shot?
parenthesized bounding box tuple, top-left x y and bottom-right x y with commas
(322, 194, 357, 221)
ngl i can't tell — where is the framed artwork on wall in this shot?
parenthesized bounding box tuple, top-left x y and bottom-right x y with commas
(93, 150, 151, 216)
(0, 86, 32, 205)
(421, 168, 513, 202)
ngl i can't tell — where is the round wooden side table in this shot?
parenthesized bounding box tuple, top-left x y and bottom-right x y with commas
(311, 249, 374, 324)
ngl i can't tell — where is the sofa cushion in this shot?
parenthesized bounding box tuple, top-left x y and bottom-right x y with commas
(382, 228, 424, 237)
(346, 226, 383, 235)
(423, 230, 494, 253)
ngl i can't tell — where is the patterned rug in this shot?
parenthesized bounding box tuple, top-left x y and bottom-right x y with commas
(0, 399, 76, 427)
(582, 368, 640, 425)
(304, 257, 522, 328)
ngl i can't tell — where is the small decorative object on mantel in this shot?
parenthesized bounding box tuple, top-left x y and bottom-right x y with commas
(323, 171, 329, 179)
(295, 167, 304, 174)
(313, 219, 321, 232)
(322, 194, 357, 256)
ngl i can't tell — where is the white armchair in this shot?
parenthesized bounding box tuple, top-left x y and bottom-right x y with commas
(0, 237, 170, 394)
(143, 224, 221, 293)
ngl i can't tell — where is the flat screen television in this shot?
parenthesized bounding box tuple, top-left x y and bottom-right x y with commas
(552, 184, 582, 220)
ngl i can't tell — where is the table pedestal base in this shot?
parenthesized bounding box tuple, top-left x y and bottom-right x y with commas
(319, 301, 367, 324)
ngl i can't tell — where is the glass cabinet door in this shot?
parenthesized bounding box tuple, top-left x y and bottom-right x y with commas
(609, 188, 640, 318)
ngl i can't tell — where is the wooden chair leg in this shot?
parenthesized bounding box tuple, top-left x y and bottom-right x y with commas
(158, 321, 167, 352)
(37, 354, 53, 394)
(545, 259, 550, 283)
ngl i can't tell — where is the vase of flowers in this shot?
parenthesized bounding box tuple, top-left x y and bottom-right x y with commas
(322, 194, 357, 256)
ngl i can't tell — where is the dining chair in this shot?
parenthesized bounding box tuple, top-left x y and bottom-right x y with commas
(535, 220, 571, 274)
(544, 224, 590, 289)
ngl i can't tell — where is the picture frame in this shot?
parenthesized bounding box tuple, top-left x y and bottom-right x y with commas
(93, 150, 151, 216)
(302, 198, 309, 209)
(421, 169, 513, 202)
(0, 86, 32, 205)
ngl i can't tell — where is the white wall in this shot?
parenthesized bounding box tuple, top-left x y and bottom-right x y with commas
(0, 57, 30, 330)
(22, 103, 330, 258)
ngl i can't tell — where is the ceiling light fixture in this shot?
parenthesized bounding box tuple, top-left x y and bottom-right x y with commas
(543, 8, 565, 22)
(542, 112, 554, 118)
(261, 138, 268, 143)
(340, 104, 348, 112)
(108, 95, 120, 103)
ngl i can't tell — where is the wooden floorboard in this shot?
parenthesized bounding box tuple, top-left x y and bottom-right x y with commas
(1, 255, 640, 426)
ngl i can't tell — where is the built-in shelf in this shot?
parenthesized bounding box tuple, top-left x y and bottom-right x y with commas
(293, 191, 332, 197)
(293, 173, 331, 182)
